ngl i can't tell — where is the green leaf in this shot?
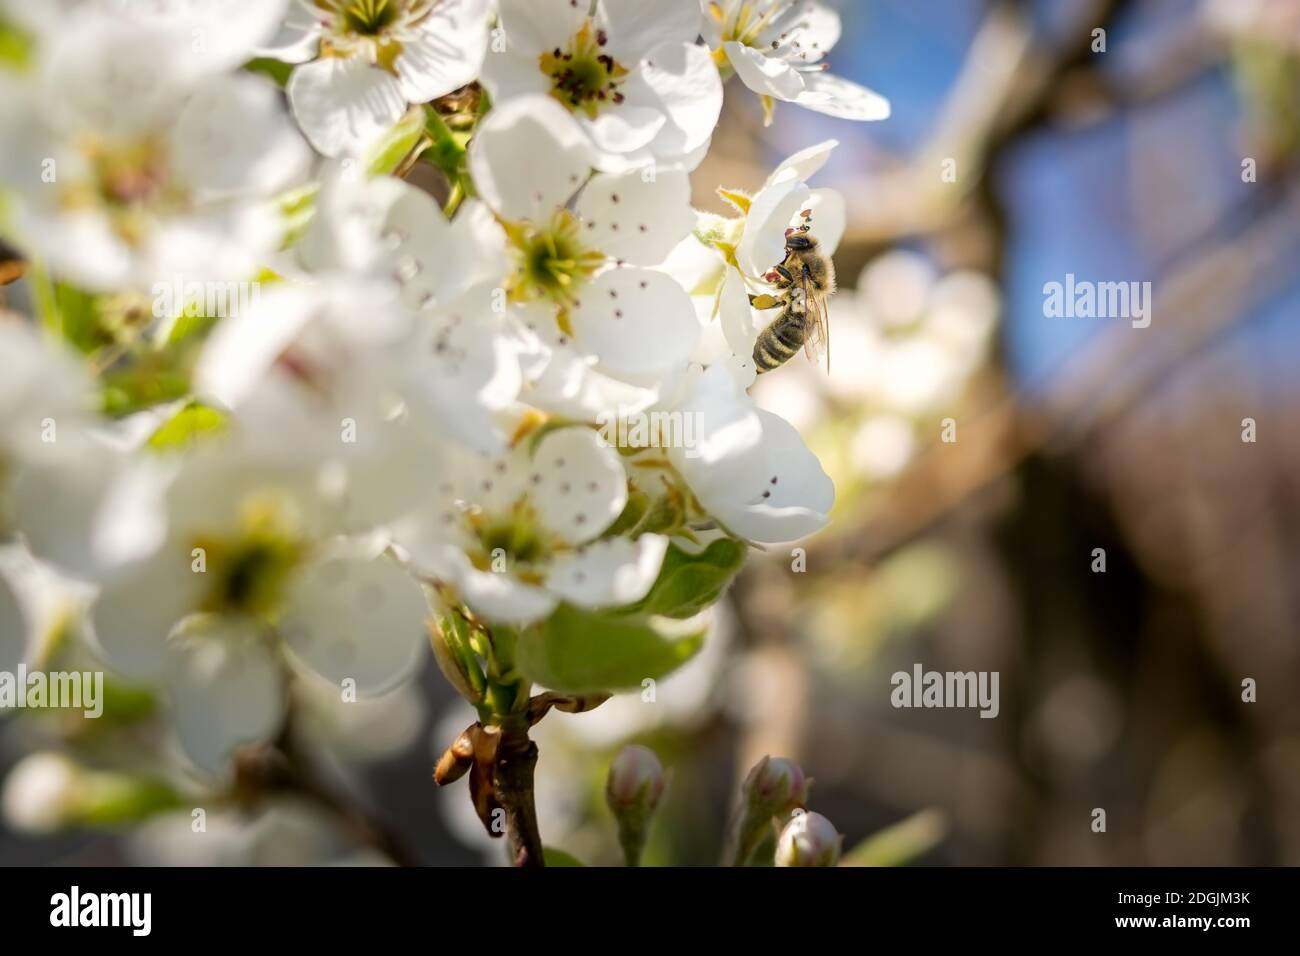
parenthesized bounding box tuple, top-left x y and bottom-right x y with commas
(100, 366, 192, 418)
(516, 604, 705, 694)
(0, 15, 33, 70)
(29, 268, 110, 354)
(365, 108, 428, 177)
(147, 401, 228, 450)
(243, 57, 292, 87)
(543, 847, 587, 867)
(278, 183, 319, 249)
(839, 810, 947, 867)
(618, 538, 747, 619)
(77, 773, 185, 828)
(422, 106, 468, 175)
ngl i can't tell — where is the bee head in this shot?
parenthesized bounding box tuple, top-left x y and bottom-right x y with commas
(785, 211, 817, 252)
(784, 230, 816, 252)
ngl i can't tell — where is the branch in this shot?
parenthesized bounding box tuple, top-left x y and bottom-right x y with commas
(494, 727, 544, 868)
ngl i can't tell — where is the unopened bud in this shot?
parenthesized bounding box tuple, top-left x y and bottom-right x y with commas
(775, 811, 842, 867)
(743, 756, 809, 816)
(728, 755, 812, 866)
(429, 616, 485, 705)
(606, 744, 666, 810)
(605, 744, 667, 866)
(2, 753, 80, 833)
(2, 752, 181, 833)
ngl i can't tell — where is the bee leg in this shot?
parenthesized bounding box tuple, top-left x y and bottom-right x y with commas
(749, 294, 782, 310)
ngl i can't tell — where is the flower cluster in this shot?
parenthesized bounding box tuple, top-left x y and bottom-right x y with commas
(0, 0, 886, 788)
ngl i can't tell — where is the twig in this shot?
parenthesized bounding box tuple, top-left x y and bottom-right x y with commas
(494, 726, 544, 867)
(236, 715, 422, 867)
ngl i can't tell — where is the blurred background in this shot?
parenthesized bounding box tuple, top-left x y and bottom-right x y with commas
(4, 0, 1300, 865)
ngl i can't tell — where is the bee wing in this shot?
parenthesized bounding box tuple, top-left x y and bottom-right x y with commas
(799, 272, 830, 372)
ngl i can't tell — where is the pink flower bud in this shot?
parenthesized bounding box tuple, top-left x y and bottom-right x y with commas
(606, 744, 666, 812)
(743, 756, 809, 815)
(775, 811, 842, 867)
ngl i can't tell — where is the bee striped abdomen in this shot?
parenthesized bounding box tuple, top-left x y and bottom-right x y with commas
(754, 309, 806, 373)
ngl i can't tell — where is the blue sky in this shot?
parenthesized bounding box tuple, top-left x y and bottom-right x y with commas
(762, 0, 1300, 397)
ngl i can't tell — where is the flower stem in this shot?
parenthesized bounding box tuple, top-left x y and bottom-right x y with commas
(442, 178, 465, 217)
(493, 724, 544, 867)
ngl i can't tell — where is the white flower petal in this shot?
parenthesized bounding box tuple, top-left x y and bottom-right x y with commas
(622, 40, 722, 164)
(764, 139, 838, 190)
(724, 40, 805, 101)
(760, 1, 842, 62)
(583, 100, 666, 156)
(93, 551, 206, 682)
(570, 268, 699, 375)
(477, 40, 552, 101)
(468, 94, 594, 220)
(280, 546, 426, 694)
(705, 409, 834, 544)
(804, 187, 846, 257)
(170, 72, 310, 200)
(255, 1, 321, 63)
(44, 18, 195, 137)
(513, 311, 660, 421)
(737, 179, 810, 277)
(402, 286, 523, 454)
(495, 0, 589, 57)
(12, 210, 135, 292)
(598, 0, 702, 65)
(545, 533, 668, 608)
(287, 56, 407, 158)
(719, 266, 762, 358)
(10, 446, 125, 578)
(139, 204, 283, 288)
(448, 553, 558, 624)
(165, 619, 286, 772)
(395, 0, 491, 103)
(669, 364, 764, 493)
(575, 168, 694, 265)
(390, 196, 508, 309)
(531, 427, 627, 543)
(297, 164, 410, 275)
(794, 72, 891, 121)
(193, 285, 319, 410)
(113, 0, 293, 70)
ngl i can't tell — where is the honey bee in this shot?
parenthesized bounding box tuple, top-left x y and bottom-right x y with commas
(751, 211, 836, 375)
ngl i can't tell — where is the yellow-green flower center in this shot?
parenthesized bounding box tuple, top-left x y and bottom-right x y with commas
(60, 136, 188, 247)
(466, 500, 556, 582)
(191, 501, 306, 618)
(340, 0, 400, 35)
(709, 0, 792, 48)
(506, 209, 605, 310)
(541, 21, 629, 119)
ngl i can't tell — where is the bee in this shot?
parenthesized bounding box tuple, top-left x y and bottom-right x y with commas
(751, 211, 836, 374)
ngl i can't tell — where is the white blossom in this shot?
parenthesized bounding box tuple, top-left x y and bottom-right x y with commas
(89, 450, 427, 770)
(398, 426, 667, 624)
(663, 363, 833, 544)
(483, 0, 722, 172)
(469, 94, 701, 378)
(0, 13, 310, 293)
(267, 0, 492, 157)
(704, 0, 890, 124)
